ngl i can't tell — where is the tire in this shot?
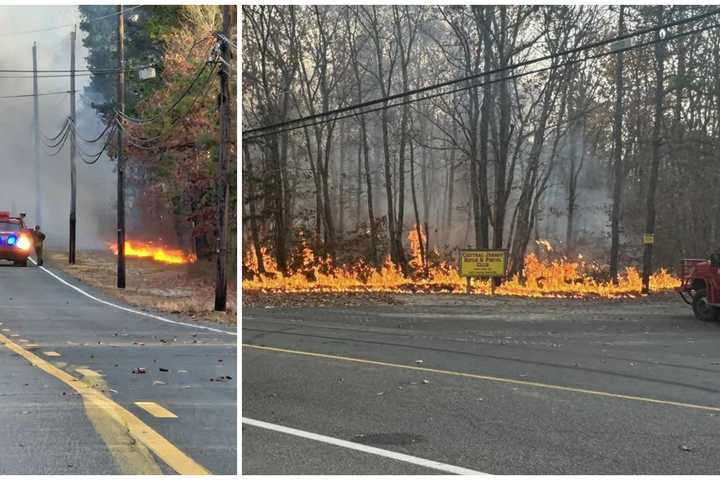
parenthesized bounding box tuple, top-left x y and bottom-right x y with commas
(13, 259, 27, 267)
(692, 289, 719, 322)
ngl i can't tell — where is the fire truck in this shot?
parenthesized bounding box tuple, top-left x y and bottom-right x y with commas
(677, 255, 720, 322)
(0, 212, 33, 267)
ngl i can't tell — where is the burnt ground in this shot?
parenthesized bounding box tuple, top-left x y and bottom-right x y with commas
(47, 250, 236, 325)
(242, 292, 720, 474)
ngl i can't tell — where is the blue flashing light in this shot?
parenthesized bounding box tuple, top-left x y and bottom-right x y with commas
(7, 235, 16, 246)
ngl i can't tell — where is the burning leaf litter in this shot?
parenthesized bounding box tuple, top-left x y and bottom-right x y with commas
(109, 240, 197, 265)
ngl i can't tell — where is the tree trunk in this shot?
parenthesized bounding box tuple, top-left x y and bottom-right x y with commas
(609, 5, 625, 284)
(642, 9, 666, 294)
(361, 116, 378, 264)
(338, 121, 346, 241)
(243, 142, 265, 274)
(445, 129, 456, 246)
(409, 137, 426, 275)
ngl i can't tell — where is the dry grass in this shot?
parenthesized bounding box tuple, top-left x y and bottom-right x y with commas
(46, 250, 237, 325)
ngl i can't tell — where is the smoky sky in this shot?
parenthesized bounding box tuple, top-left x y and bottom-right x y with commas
(0, 5, 115, 249)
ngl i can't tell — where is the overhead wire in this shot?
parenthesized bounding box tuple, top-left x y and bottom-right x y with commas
(0, 90, 74, 99)
(116, 46, 216, 125)
(215, 32, 236, 50)
(0, 63, 157, 74)
(243, 7, 720, 137)
(45, 121, 73, 155)
(119, 60, 218, 148)
(71, 122, 118, 165)
(68, 116, 117, 144)
(41, 117, 71, 143)
(0, 5, 144, 37)
(243, 15, 720, 142)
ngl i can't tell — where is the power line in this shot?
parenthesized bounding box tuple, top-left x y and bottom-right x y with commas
(215, 32, 236, 50)
(42, 114, 119, 163)
(116, 47, 217, 125)
(0, 63, 157, 74)
(120, 61, 218, 148)
(243, 18, 720, 142)
(243, 7, 720, 137)
(71, 123, 118, 165)
(41, 117, 71, 143)
(0, 5, 143, 37)
(68, 116, 116, 144)
(0, 90, 73, 99)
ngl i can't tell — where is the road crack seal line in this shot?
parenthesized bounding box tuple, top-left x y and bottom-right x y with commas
(0, 331, 211, 475)
(243, 343, 720, 414)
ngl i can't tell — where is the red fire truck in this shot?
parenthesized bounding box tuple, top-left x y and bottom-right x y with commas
(0, 212, 33, 267)
(677, 256, 720, 322)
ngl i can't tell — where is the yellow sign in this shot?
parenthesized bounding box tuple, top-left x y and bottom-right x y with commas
(643, 233, 655, 245)
(459, 249, 507, 277)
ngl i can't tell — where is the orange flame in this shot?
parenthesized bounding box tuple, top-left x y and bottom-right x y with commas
(109, 240, 197, 265)
(242, 233, 681, 298)
(408, 225, 426, 271)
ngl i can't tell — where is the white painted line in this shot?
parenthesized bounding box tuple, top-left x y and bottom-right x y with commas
(29, 258, 236, 337)
(242, 417, 486, 475)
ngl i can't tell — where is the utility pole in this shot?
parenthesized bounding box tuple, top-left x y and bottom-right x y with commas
(214, 5, 232, 311)
(69, 26, 77, 264)
(642, 8, 666, 295)
(32, 42, 41, 229)
(117, 5, 126, 288)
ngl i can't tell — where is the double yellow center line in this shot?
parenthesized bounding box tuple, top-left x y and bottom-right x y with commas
(0, 331, 210, 474)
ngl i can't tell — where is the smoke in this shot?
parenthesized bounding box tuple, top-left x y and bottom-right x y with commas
(0, 6, 115, 250)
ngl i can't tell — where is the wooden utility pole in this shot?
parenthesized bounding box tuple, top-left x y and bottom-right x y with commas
(214, 5, 232, 311)
(609, 6, 625, 284)
(117, 5, 126, 288)
(32, 42, 41, 229)
(69, 26, 77, 264)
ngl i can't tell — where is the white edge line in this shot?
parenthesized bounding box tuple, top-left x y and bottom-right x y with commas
(242, 417, 486, 475)
(29, 258, 236, 337)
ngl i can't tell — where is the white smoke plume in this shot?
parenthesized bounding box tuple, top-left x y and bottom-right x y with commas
(0, 5, 115, 250)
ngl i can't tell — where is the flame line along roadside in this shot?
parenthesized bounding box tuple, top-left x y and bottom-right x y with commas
(242, 230, 681, 298)
(108, 239, 197, 265)
(242, 343, 720, 414)
(28, 257, 237, 337)
(0, 331, 211, 475)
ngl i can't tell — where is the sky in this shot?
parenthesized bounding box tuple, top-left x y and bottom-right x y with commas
(0, 5, 116, 249)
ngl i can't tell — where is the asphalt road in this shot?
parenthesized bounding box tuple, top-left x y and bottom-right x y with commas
(242, 295, 720, 474)
(0, 260, 237, 475)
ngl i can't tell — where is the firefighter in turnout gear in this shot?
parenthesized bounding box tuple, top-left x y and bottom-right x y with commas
(32, 225, 45, 266)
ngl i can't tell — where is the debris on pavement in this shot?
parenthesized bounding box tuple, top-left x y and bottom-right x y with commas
(210, 375, 232, 382)
(679, 445, 693, 452)
(132, 367, 146, 374)
(159, 368, 169, 372)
